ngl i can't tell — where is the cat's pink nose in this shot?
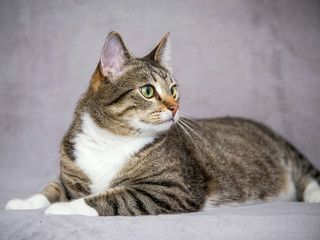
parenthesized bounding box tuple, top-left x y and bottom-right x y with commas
(168, 104, 179, 116)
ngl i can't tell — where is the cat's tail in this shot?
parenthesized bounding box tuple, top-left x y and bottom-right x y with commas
(285, 142, 320, 203)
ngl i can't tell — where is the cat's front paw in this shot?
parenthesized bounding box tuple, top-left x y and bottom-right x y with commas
(305, 190, 320, 203)
(304, 181, 320, 203)
(6, 194, 50, 210)
(44, 198, 98, 216)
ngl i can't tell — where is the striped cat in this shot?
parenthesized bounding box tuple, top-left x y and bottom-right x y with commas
(6, 32, 320, 216)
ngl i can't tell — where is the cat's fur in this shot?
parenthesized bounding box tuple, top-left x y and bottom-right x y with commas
(6, 32, 320, 216)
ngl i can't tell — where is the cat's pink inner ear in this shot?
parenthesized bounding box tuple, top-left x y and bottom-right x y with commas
(100, 33, 126, 78)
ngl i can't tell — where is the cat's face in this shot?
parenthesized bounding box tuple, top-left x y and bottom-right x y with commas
(86, 32, 180, 137)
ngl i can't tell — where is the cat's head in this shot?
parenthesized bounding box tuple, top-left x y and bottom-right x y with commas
(84, 32, 180, 137)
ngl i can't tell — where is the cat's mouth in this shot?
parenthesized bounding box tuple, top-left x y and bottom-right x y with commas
(157, 111, 180, 125)
(162, 119, 174, 123)
(139, 118, 174, 125)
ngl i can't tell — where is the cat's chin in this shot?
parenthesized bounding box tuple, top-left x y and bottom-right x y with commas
(157, 119, 176, 132)
(146, 120, 174, 135)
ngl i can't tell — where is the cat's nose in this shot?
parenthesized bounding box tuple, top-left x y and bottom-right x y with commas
(168, 104, 179, 116)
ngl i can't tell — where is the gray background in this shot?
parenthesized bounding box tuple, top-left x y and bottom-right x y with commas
(0, 0, 319, 194)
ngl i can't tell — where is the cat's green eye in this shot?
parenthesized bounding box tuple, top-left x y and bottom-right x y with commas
(170, 86, 177, 98)
(140, 85, 154, 98)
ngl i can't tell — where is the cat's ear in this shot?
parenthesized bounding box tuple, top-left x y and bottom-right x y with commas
(145, 33, 171, 69)
(99, 32, 132, 81)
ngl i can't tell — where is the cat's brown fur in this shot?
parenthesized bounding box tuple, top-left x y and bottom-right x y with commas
(6, 32, 320, 216)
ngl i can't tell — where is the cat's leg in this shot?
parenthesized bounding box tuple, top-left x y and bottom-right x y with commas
(40, 178, 68, 203)
(6, 178, 67, 210)
(293, 167, 320, 203)
(45, 185, 197, 216)
(285, 142, 320, 203)
(292, 172, 320, 203)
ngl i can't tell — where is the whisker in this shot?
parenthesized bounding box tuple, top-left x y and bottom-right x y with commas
(180, 116, 200, 129)
(179, 119, 206, 143)
(174, 124, 182, 138)
(140, 121, 153, 135)
(177, 122, 202, 152)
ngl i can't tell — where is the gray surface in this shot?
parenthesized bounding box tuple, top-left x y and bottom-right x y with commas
(1, 0, 320, 239)
(1, 191, 320, 240)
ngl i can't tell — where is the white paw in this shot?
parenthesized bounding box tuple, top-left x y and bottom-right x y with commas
(305, 190, 320, 203)
(6, 194, 50, 210)
(304, 181, 320, 203)
(44, 198, 98, 216)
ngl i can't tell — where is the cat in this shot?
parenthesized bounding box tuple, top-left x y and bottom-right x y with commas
(6, 32, 320, 216)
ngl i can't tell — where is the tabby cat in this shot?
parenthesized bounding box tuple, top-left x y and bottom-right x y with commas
(6, 32, 320, 216)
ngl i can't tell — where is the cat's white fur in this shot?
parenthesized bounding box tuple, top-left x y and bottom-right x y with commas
(6, 194, 50, 210)
(44, 111, 176, 215)
(44, 198, 98, 216)
(303, 180, 320, 203)
(74, 113, 155, 194)
(5, 113, 158, 215)
(42, 113, 155, 215)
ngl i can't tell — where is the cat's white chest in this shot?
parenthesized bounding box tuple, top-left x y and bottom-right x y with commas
(73, 114, 154, 194)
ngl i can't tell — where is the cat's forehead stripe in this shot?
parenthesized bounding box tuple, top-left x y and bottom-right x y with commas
(150, 72, 158, 82)
(150, 68, 171, 84)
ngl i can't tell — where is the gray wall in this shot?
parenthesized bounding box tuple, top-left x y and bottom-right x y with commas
(1, 0, 319, 192)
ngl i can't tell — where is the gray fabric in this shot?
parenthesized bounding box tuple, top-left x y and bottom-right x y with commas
(1, 192, 320, 240)
(1, 0, 320, 239)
